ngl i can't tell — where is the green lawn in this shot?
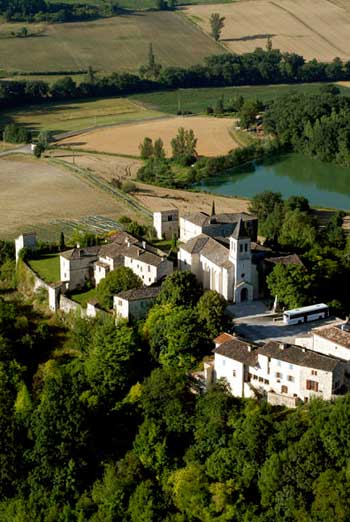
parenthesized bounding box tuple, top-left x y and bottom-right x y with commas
(70, 287, 98, 307)
(28, 254, 60, 283)
(132, 83, 350, 114)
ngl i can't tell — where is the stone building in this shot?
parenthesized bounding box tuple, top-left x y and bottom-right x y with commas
(153, 209, 179, 240)
(114, 286, 160, 322)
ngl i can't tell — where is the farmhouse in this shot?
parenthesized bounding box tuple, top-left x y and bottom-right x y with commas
(114, 286, 160, 322)
(178, 217, 258, 303)
(60, 231, 173, 291)
(296, 321, 350, 362)
(207, 335, 349, 407)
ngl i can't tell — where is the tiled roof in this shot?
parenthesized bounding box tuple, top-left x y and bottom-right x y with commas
(230, 217, 250, 240)
(215, 338, 258, 365)
(258, 341, 340, 372)
(116, 286, 160, 301)
(182, 211, 256, 228)
(265, 254, 305, 267)
(61, 245, 101, 260)
(180, 233, 233, 268)
(180, 234, 211, 254)
(214, 332, 235, 345)
(313, 323, 350, 349)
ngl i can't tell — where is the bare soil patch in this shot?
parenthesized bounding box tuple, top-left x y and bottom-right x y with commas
(185, 0, 350, 61)
(58, 116, 238, 157)
(0, 156, 140, 238)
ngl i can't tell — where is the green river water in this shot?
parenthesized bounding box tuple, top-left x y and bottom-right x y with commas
(195, 153, 350, 210)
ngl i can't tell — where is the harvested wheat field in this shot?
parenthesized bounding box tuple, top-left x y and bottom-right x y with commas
(59, 116, 238, 157)
(0, 156, 140, 238)
(185, 0, 350, 61)
(134, 182, 250, 216)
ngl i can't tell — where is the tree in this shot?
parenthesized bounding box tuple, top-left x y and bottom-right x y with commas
(59, 232, 65, 251)
(249, 191, 283, 222)
(153, 138, 165, 160)
(209, 12, 225, 41)
(267, 264, 312, 309)
(171, 127, 197, 164)
(196, 290, 227, 338)
(238, 99, 262, 129)
(279, 209, 317, 251)
(96, 267, 142, 310)
(139, 137, 153, 159)
(85, 319, 141, 403)
(158, 270, 202, 307)
(139, 43, 162, 80)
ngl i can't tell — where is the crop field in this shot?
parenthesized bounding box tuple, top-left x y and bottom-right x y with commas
(0, 12, 223, 75)
(0, 156, 142, 239)
(185, 0, 350, 61)
(58, 116, 239, 157)
(0, 97, 164, 136)
(131, 83, 350, 114)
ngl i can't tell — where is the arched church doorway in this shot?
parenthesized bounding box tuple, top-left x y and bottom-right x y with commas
(241, 287, 248, 302)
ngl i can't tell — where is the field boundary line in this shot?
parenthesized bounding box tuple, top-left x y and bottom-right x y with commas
(270, 0, 347, 57)
(53, 113, 173, 141)
(49, 158, 152, 219)
(178, 8, 229, 52)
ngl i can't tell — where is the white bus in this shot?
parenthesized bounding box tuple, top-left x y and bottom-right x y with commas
(283, 303, 329, 325)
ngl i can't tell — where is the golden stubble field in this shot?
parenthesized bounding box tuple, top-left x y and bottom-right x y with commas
(185, 0, 350, 61)
(58, 116, 239, 157)
(0, 156, 140, 238)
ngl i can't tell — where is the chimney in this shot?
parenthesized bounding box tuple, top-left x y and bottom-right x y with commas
(279, 343, 287, 350)
(126, 240, 130, 248)
(142, 240, 146, 249)
(137, 249, 141, 256)
(247, 345, 252, 352)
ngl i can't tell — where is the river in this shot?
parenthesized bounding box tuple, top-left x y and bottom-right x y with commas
(195, 153, 350, 210)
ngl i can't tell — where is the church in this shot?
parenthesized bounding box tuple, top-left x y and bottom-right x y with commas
(178, 216, 258, 304)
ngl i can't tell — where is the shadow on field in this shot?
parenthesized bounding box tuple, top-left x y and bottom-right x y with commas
(222, 33, 275, 42)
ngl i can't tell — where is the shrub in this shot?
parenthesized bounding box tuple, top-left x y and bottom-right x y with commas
(121, 180, 136, 193)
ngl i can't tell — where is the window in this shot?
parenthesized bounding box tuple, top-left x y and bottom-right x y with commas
(311, 370, 318, 376)
(149, 278, 151, 283)
(287, 375, 294, 382)
(245, 244, 248, 252)
(258, 376, 263, 382)
(240, 244, 243, 253)
(241, 273, 245, 278)
(148, 266, 151, 272)
(118, 300, 123, 306)
(281, 385, 288, 394)
(232, 370, 236, 377)
(264, 379, 269, 385)
(168, 215, 173, 221)
(289, 364, 294, 370)
(140, 266, 143, 272)
(306, 380, 319, 392)
(275, 372, 281, 379)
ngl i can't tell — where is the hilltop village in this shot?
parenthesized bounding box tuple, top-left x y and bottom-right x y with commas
(14, 203, 350, 409)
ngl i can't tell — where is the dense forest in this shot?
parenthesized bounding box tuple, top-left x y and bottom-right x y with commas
(1, 236, 350, 521)
(0, 0, 120, 22)
(265, 86, 350, 167)
(1, 50, 349, 111)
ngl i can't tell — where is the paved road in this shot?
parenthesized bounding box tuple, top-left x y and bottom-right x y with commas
(233, 315, 340, 345)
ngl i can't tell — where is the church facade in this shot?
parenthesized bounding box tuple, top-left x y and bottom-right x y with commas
(178, 218, 257, 303)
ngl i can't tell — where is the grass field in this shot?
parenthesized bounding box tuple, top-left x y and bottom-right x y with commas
(131, 83, 350, 113)
(185, 0, 350, 61)
(70, 287, 97, 307)
(58, 116, 239, 157)
(0, 97, 164, 135)
(28, 254, 60, 283)
(0, 12, 223, 75)
(0, 156, 142, 239)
